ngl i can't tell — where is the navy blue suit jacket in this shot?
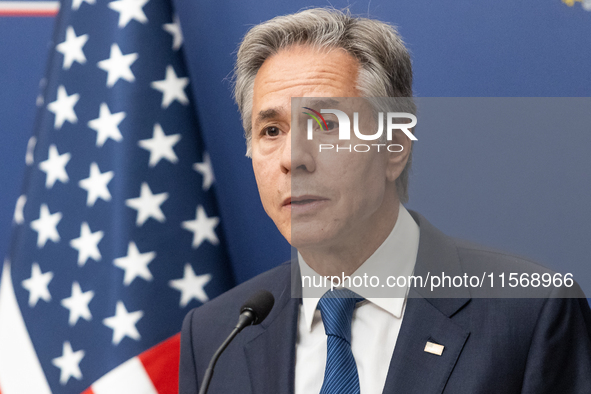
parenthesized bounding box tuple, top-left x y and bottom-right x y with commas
(179, 211, 591, 393)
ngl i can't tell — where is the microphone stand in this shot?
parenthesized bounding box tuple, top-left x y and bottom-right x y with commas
(198, 310, 255, 394)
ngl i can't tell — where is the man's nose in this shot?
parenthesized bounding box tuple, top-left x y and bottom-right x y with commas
(280, 128, 315, 174)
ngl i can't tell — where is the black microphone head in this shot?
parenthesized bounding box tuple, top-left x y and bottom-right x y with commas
(240, 290, 275, 325)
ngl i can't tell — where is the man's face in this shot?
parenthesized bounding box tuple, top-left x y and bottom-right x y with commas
(250, 45, 409, 253)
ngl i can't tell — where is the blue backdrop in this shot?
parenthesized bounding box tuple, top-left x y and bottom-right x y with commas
(1, 0, 590, 291)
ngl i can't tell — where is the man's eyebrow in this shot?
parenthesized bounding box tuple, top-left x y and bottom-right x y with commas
(255, 107, 284, 125)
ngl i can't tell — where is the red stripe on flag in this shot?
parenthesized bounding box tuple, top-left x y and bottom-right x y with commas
(81, 388, 94, 394)
(139, 334, 180, 394)
(0, 2, 60, 17)
(0, 10, 57, 16)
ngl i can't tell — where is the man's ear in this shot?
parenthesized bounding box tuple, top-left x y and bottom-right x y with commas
(385, 127, 413, 182)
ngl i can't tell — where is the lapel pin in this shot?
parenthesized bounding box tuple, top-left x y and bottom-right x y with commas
(424, 341, 444, 356)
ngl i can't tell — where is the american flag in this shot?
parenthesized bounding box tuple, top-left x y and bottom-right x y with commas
(0, 0, 235, 392)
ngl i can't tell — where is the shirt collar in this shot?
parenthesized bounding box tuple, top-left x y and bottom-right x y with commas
(299, 204, 420, 331)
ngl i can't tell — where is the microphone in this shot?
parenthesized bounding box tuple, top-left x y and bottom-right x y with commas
(198, 290, 275, 394)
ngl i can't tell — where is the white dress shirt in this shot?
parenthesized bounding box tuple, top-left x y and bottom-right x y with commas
(295, 204, 420, 394)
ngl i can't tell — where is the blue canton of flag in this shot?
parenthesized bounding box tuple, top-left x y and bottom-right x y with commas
(0, 0, 235, 393)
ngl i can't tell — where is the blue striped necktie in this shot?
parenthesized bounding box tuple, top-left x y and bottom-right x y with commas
(317, 289, 364, 394)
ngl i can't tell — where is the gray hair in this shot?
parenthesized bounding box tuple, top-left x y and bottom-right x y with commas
(233, 7, 415, 203)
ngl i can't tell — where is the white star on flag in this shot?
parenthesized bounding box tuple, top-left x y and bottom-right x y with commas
(72, 0, 95, 11)
(193, 152, 215, 191)
(56, 26, 89, 70)
(21, 262, 54, 307)
(108, 0, 149, 28)
(51, 341, 85, 385)
(97, 43, 138, 87)
(25, 135, 37, 165)
(69, 222, 104, 266)
(163, 15, 183, 50)
(150, 65, 189, 108)
(30, 204, 62, 248)
(181, 205, 219, 248)
(103, 301, 144, 345)
(79, 162, 114, 206)
(138, 123, 181, 167)
(39, 144, 71, 189)
(61, 282, 95, 326)
(125, 182, 169, 226)
(87, 103, 126, 147)
(113, 241, 155, 286)
(13, 194, 26, 225)
(47, 85, 79, 129)
(169, 263, 211, 306)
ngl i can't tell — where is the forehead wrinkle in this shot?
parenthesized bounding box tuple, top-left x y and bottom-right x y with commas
(264, 70, 358, 86)
(305, 98, 341, 107)
(261, 78, 356, 96)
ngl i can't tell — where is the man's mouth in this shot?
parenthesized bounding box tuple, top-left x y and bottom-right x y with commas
(283, 195, 328, 208)
(292, 198, 319, 205)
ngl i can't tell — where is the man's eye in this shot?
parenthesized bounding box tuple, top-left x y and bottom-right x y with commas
(263, 126, 280, 137)
(325, 120, 337, 131)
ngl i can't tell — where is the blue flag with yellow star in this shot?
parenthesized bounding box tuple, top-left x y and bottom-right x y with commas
(0, 0, 234, 392)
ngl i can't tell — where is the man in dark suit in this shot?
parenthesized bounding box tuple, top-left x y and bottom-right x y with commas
(180, 8, 591, 393)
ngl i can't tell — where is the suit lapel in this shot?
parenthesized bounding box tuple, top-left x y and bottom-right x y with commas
(243, 264, 299, 394)
(381, 212, 472, 394)
(382, 294, 470, 393)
